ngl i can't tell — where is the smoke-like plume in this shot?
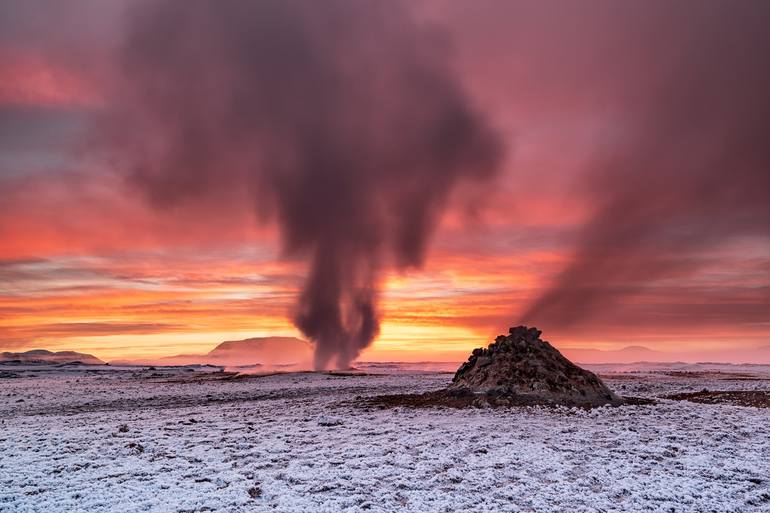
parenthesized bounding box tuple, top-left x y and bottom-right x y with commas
(521, 2, 770, 329)
(100, 0, 502, 368)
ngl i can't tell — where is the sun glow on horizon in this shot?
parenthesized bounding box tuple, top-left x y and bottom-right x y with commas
(2, 2, 770, 364)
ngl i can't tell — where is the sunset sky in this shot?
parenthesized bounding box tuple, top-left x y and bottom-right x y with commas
(1, 0, 769, 363)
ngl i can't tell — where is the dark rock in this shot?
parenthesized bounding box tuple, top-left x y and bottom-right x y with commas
(475, 356, 492, 368)
(125, 442, 144, 454)
(451, 325, 622, 407)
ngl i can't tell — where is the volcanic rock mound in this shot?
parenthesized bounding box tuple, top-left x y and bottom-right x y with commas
(451, 326, 621, 407)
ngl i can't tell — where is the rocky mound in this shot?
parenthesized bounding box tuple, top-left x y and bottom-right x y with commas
(450, 326, 621, 407)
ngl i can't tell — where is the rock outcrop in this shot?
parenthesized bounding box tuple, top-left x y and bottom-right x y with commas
(450, 326, 621, 407)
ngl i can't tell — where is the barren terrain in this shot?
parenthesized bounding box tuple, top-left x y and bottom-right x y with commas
(2, 363, 769, 512)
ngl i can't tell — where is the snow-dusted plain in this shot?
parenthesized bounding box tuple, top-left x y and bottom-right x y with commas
(2, 364, 770, 512)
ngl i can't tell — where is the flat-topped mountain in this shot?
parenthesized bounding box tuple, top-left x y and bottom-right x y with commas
(149, 336, 314, 367)
(205, 336, 313, 365)
(1, 349, 104, 365)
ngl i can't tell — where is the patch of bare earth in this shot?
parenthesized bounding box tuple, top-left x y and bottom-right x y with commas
(363, 389, 654, 409)
(666, 390, 770, 408)
(661, 371, 768, 381)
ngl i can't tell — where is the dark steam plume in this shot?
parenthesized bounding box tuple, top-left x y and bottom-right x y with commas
(100, 0, 502, 368)
(521, 2, 770, 329)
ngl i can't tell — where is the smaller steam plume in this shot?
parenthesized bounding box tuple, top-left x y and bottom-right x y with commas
(521, 2, 770, 329)
(99, 0, 502, 368)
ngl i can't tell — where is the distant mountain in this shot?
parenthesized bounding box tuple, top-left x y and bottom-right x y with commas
(618, 345, 658, 353)
(120, 336, 314, 367)
(561, 345, 670, 364)
(562, 344, 770, 365)
(0, 349, 104, 365)
(206, 336, 312, 364)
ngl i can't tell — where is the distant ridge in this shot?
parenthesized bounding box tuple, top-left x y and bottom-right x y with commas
(202, 336, 313, 365)
(0, 349, 104, 365)
(116, 336, 314, 367)
(561, 345, 668, 364)
(619, 345, 657, 352)
(562, 345, 770, 365)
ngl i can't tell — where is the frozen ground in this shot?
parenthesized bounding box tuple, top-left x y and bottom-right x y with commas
(1, 363, 770, 512)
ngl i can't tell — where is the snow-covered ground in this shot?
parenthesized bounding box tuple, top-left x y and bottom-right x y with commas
(2, 364, 769, 512)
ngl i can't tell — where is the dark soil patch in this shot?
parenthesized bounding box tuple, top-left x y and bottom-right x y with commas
(660, 371, 766, 381)
(597, 374, 644, 381)
(325, 371, 378, 378)
(150, 371, 240, 383)
(665, 390, 770, 408)
(364, 388, 654, 410)
(156, 370, 380, 383)
(212, 370, 381, 381)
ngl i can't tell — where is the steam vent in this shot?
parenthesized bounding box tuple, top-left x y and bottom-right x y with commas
(451, 326, 622, 407)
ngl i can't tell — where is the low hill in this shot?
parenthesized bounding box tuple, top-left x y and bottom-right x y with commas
(562, 345, 770, 364)
(561, 345, 667, 364)
(206, 336, 312, 364)
(134, 336, 314, 367)
(0, 349, 104, 365)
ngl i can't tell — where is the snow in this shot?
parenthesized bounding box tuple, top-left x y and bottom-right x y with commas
(1, 365, 769, 512)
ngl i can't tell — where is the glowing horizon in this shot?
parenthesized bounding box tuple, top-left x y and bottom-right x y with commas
(2, 1, 769, 364)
